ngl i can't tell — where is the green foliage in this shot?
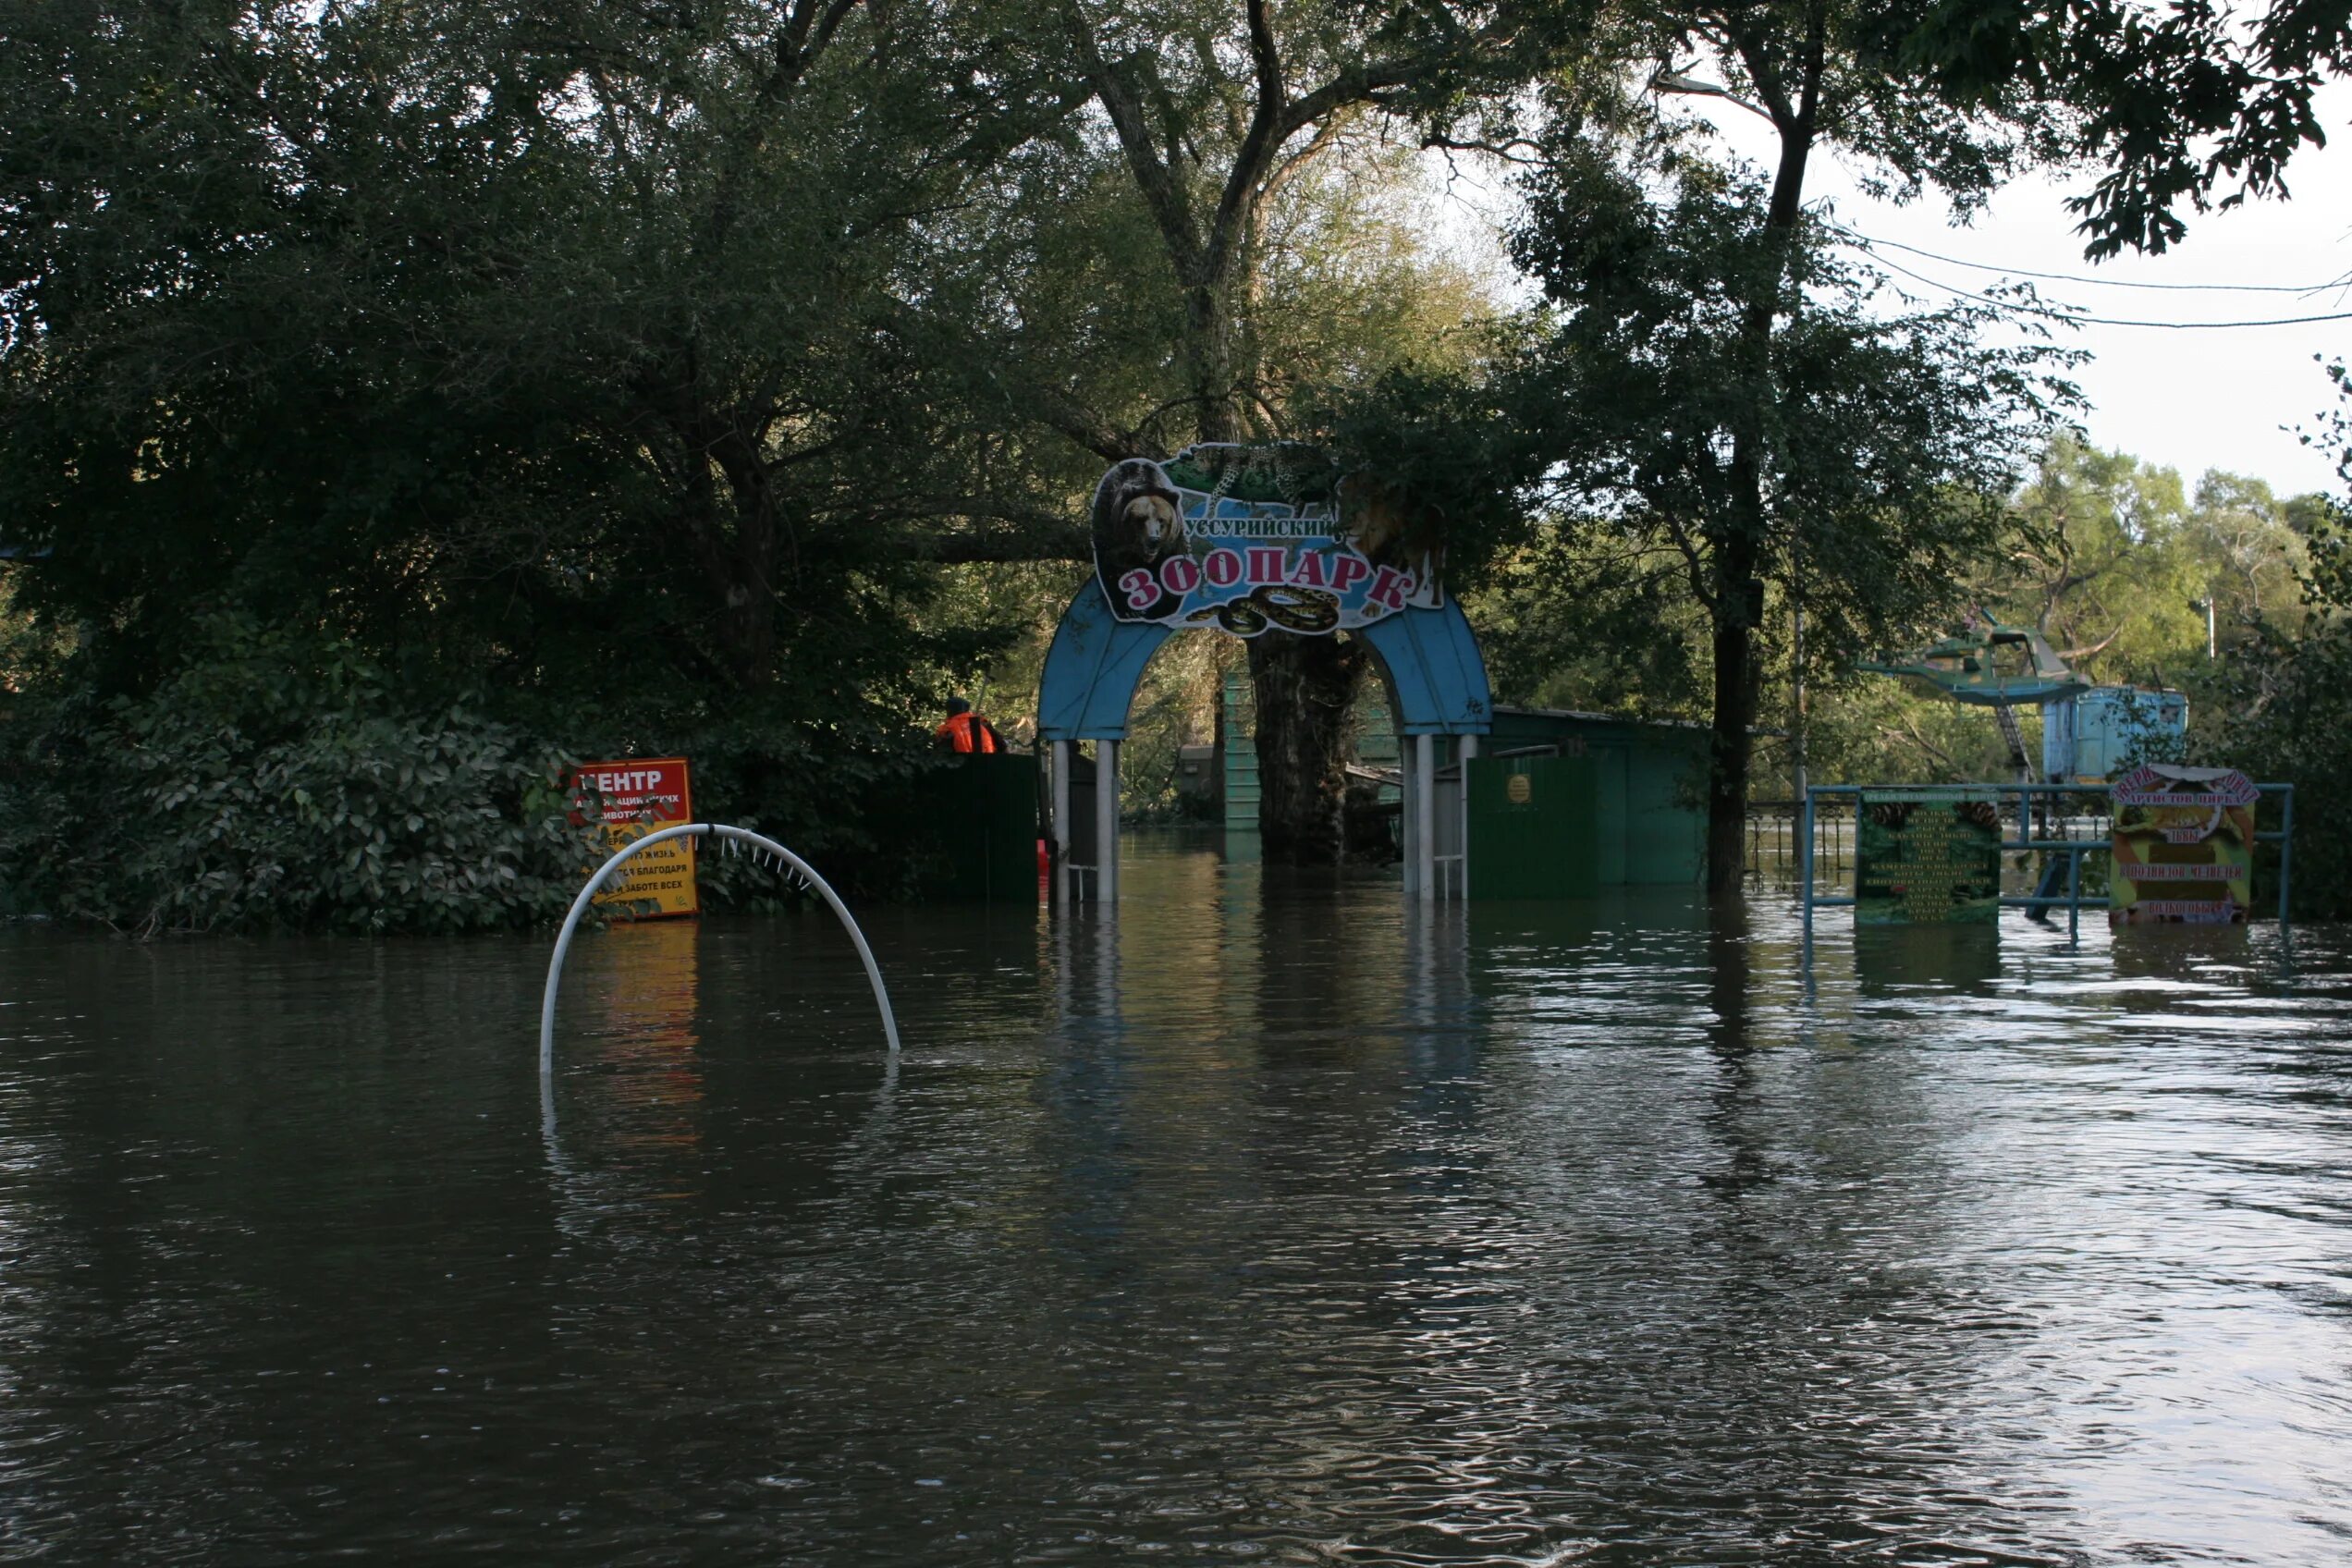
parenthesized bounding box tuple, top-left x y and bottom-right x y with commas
(0, 617, 596, 934)
(1116, 635, 1237, 823)
(1978, 436, 2311, 691)
(1502, 132, 2074, 669)
(1895, 0, 2352, 257)
(1464, 528, 1709, 717)
(2209, 527, 2352, 917)
(1800, 672, 2018, 787)
(0, 0, 1087, 926)
(2201, 363, 2352, 918)
(1789, 435, 2321, 789)
(7, 0, 2334, 918)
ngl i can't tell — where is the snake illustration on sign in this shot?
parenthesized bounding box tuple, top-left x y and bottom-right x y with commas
(1091, 443, 1442, 635)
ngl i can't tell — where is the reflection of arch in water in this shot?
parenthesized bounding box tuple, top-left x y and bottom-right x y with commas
(536, 827, 904, 1252)
(539, 824, 900, 1137)
(1036, 576, 1492, 903)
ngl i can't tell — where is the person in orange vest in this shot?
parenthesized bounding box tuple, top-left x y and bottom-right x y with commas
(934, 696, 1004, 753)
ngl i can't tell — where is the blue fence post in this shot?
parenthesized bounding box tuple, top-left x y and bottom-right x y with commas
(2279, 784, 2295, 929)
(2066, 844, 2082, 948)
(1800, 786, 1816, 943)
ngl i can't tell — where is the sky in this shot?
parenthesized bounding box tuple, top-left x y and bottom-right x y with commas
(1429, 88, 2352, 502)
(1808, 132, 2352, 501)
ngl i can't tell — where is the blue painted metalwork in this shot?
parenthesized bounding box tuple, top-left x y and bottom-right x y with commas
(1036, 580, 1492, 740)
(1358, 600, 1492, 735)
(1856, 621, 2088, 707)
(1797, 780, 2296, 956)
(1036, 578, 1173, 741)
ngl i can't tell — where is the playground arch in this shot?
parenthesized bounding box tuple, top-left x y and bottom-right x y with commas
(1035, 575, 1494, 902)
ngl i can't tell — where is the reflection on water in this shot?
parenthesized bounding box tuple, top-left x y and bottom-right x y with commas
(587, 919, 704, 1156)
(1, 828, 2350, 1564)
(1853, 922, 2006, 997)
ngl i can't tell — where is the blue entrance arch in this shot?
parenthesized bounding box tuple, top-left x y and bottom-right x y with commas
(1036, 577, 1491, 902)
(1038, 578, 1492, 739)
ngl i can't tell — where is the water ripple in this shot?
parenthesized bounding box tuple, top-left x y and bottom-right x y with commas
(0, 837, 2346, 1562)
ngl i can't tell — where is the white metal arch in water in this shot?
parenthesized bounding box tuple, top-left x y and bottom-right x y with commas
(539, 824, 900, 1091)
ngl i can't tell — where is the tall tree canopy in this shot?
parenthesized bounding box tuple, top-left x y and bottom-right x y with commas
(1480, 0, 2078, 893)
(1, 0, 1093, 691)
(1042, 0, 1601, 862)
(1899, 0, 2352, 256)
(0, 0, 1112, 921)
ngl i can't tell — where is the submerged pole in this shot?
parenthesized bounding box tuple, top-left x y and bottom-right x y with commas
(1052, 739, 1072, 906)
(1415, 733, 1436, 903)
(1799, 786, 1815, 939)
(2067, 844, 2082, 949)
(1095, 739, 1119, 903)
(1458, 734, 1478, 900)
(2279, 784, 2295, 928)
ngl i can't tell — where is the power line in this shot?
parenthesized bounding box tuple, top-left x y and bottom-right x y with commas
(1829, 222, 2352, 297)
(1846, 239, 2352, 329)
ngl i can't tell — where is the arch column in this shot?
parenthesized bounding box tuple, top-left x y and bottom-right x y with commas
(1036, 580, 1166, 903)
(1052, 739, 1072, 904)
(1095, 739, 1119, 903)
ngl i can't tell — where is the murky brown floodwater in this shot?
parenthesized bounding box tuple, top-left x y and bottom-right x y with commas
(2, 829, 2348, 1564)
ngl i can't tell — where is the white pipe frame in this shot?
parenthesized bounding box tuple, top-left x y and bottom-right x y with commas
(1094, 739, 1119, 903)
(539, 824, 900, 1092)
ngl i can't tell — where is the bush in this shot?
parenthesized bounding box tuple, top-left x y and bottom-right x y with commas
(0, 616, 598, 934)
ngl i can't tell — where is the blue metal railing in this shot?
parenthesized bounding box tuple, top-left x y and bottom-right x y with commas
(1799, 781, 2295, 949)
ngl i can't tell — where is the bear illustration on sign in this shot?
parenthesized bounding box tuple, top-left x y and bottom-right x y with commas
(1091, 459, 1189, 619)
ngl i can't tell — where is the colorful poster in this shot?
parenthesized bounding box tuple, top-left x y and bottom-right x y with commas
(1092, 443, 1442, 635)
(570, 756, 698, 919)
(2111, 765, 2256, 925)
(1855, 791, 2003, 925)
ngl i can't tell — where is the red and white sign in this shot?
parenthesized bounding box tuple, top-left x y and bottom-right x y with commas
(570, 756, 697, 918)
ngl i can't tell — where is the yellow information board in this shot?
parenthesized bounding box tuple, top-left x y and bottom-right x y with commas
(2111, 765, 2256, 925)
(570, 756, 698, 918)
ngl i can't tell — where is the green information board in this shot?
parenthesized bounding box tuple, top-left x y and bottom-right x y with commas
(1855, 791, 2003, 925)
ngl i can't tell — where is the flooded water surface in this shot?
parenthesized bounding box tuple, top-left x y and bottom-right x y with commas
(3, 831, 2350, 1564)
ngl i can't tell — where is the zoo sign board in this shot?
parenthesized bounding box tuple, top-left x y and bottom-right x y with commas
(1854, 790, 2003, 925)
(1092, 443, 1440, 636)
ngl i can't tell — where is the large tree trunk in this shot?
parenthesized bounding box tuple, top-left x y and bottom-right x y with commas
(1699, 31, 1818, 899)
(1072, 6, 1390, 867)
(1185, 278, 1241, 444)
(1248, 631, 1366, 864)
(1706, 591, 1760, 899)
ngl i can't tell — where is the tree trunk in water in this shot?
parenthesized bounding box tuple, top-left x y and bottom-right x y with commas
(1248, 631, 1366, 864)
(1706, 574, 1760, 898)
